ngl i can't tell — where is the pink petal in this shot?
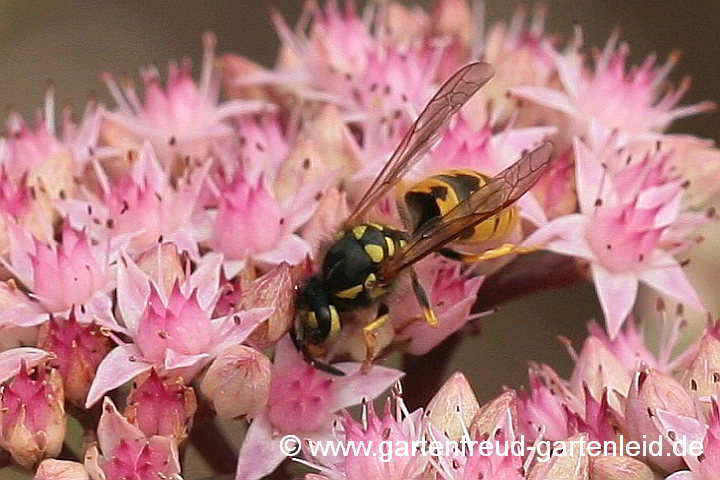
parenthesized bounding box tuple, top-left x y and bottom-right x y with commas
(0, 307, 46, 328)
(493, 127, 558, 164)
(163, 350, 210, 372)
(86, 344, 153, 407)
(590, 264, 638, 340)
(116, 253, 151, 333)
(664, 473, 698, 480)
(522, 214, 596, 261)
(234, 413, 286, 480)
(328, 364, 404, 411)
(211, 307, 274, 354)
(510, 86, 580, 117)
(97, 397, 145, 457)
(573, 138, 609, 214)
(653, 408, 707, 472)
(517, 194, 548, 227)
(0, 347, 53, 383)
(189, 252, 223, 311)
(254, 234, 312, 266)
(640, 257, 704, 311)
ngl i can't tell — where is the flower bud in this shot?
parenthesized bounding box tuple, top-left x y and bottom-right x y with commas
(0, 362, 66, 468)
(200, 345, 271, 419)
(301, 187, 350, 251)
(568, 337, 631, 413)
(470, 390, 518, 439)
(625, 368, 696, 472)
(134, 243, 185, 298)
(590, 456, 654, 480)
(528, 433, 590, 480)
(84, 398, 181, 480)
(124, 369, 196, 443)
(426, 372, 479, 442)
(240, 262, 294, 349)
(37, 310, 111, 407)
(34, 459, 89, 480)
(680, 319, 720, 403)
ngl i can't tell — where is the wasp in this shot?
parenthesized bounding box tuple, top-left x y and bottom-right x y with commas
(291, 62, 553, 375)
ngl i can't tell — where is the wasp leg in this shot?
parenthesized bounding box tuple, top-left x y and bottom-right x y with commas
(411, 270, 438, 328)
(362, 313, 389, 374)
(440, 243, 542, 263)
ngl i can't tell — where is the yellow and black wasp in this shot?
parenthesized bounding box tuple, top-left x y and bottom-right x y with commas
(291, 61, 553, 375)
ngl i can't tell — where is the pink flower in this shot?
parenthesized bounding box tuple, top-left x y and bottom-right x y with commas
(124, 369, 197, 442)
(517, 363, 573, 441)
(256, 1, 437, 149)
(432, 410, 525, 480)
(588, 299, 691, 376)
(37, 309, 112, 407)
(208, 172, 321, 276)
(475, 4, 557, 124)
(524, 139, 705, 338)
(84, 397, 182, 480)
(391, 255, 483, 356)
(58, 142, 207, 257)
(85, 252, 271, 407)
(3, 85, 103, 183)
(305, 393, 427, 480)
(5, 221, 118, 327)
(512, 29, 715, 148)
(234, 337, 403, 480)
(101, 33, 270, 169)
(0, 359, 66, 468)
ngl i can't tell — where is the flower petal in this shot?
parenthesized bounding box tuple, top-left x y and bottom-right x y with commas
(254, 234, 312, 266)
(510, 86, 580, 117)
(189, 252, 223, 311)
(96, 397, 145, 457)
(211, 307, 273, 354)
(522, 214, 596, 261)
(590, 264, 638, 340)
(0, 347, 53, 383)
(640, 256, 704, 311)
(234, 413, 286, 480)
(86, 344, 153, 408)
(329, 364, 404, 411)
(116, 253, 151, 333)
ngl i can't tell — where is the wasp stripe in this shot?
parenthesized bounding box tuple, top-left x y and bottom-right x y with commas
(335, 284, 364, 299)
(329, 305, 341, 337)
(385, 236, 395, 256)
(352, 225, 367, 240)
(364, 244, 385, 263)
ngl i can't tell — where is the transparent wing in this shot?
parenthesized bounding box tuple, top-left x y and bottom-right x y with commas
(345, 61, 495, 225)
(381, 141, 554, 277)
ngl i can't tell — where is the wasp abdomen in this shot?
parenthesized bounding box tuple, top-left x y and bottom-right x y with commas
(404, 169, 518, 243)
(322, 223, 407, 310)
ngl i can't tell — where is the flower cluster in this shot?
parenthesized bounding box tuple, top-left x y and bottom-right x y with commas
(0, 1, 718, 480)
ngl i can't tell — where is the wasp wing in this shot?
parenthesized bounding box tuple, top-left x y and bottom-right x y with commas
(345, 61, 495, 225)
(381, 141, 554, 277)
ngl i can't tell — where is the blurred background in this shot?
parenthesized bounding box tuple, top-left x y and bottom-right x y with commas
(1, 1, 718, 478)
